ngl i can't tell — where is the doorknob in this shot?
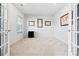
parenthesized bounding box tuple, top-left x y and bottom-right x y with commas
(8, 30, 11, 32)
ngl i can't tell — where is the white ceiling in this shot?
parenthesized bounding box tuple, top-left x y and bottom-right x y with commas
(14, 3, 67, 16)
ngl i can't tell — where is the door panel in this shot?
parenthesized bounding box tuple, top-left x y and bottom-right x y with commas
(70, 3, 79, 56)
(77, 18, 79, 31)
(0, 3, 9, 56)
(77, 4, 79, 17)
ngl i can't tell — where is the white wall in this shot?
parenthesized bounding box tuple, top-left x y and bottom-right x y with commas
(53, 4, 71, 44)
(25, 16, 54, 39)
(8, 4, 25, 45)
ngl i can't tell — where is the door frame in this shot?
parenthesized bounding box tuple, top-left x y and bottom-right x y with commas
(68, 3, 78, 56)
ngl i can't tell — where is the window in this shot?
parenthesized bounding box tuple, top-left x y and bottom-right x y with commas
(16, 16, 23, 33)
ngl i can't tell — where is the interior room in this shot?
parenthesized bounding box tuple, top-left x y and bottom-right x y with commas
(0, 3, 79, 56)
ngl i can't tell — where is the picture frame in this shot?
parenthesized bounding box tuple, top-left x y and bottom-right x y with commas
(60, 13, 69, 26)
(28, 21, 35, 26)
(45, 21, 51, 26)
(37, 19, 43, 28)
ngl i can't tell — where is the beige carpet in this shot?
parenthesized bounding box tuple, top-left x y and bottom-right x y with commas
(10, 38, 68, 56)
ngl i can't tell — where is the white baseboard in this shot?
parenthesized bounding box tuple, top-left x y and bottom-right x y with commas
(10, 38, 24, 46)
(54, 37, 68, 45)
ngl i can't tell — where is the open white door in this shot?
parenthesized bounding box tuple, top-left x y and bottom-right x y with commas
(68, 3, 79, 56)
(0, 3, 10, 56)
(68, 3, 76, 56)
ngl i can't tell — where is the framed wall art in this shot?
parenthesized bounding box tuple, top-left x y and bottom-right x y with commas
(28, 21, 35, 26)
(45, 21, 51, 26)
(37, 19, 43, 28)
(60, 13, 69, 26)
